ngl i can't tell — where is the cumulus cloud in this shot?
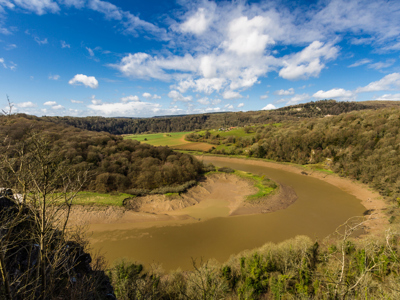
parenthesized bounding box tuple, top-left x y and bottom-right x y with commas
(90, 95, 102, 105)
(16, 101, 36, 108)
(285, 93, 310, 105)
(87, 101, 184, 117)
(313, 88, 355, 100)
(237, 103, 244, 108)
(180, 7, 213, 35)
(68, 74, 98, 88)
(52, 104, 64, 110)
(260, 94, 269, 99)
(109, 53, 196, 81)
(223, 90, 242, 100)
(197, 97, 210, 105)
(356, 73, 400, 93)
(121, 95, 140, 103)
(374, 93, 400, 100)
(142, 92, 152, 99)
(44, 101, 57, 106)
(168, 90, 192, 103)
(279, 41, 339, 80)
(262, 104, 276, 110)
(274, 88, 294, 95)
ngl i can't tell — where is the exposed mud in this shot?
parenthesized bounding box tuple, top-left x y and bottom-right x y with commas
(67, 173, 295, 226)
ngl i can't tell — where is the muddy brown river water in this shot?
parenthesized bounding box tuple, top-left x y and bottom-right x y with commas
(88, 157, 365, 271)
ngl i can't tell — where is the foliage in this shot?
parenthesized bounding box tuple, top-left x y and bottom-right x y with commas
(0, 115, 203, 194)
(41, 100, 377, 134)
(194, 108, 400, 204)
(107, 227, 400, 299)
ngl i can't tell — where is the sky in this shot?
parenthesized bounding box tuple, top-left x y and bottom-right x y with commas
(1, 0, 400, 118)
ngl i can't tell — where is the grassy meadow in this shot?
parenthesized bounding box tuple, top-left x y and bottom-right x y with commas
(72, 191, 133, 206)
(124, 131, 192, 146)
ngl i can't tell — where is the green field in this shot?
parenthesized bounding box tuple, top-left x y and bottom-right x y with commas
(72, 192, 133, 206)
(124, 131, 192, 146)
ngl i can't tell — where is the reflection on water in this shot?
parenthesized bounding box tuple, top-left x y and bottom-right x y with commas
(88, 157, 365, 270)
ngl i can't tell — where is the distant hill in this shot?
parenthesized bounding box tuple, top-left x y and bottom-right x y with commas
(41, 100, 393, 135)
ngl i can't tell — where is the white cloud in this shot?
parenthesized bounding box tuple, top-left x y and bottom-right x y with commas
(71, 99, 83, 103)
(87, 101, 183, 117)
(223, 90, 242, 100)
(225, 104, 234, 110)
(12, 0, 60, 15)
(313, 88, 355, 100)
(348, 59, 371, 68)
(142, 92, 152, 99)
(44, 101, 57, 106)
(197, 97, 210, 105)
(68, 74, 99, 88)
(121, 95, 140, 103)
(274, 88, 294, 96)
(168, 90, 192, 103)
(0, 58, 6, 69)
(34, 37, 48, 45)
(211, 99, 221, 105)
(260, 94, 269, 99)
(0, 57, 16, 70)
(61, 40, 70, 48)
(4, 44, 16, 50)
(367, 59, 396, 70)
(87, 0, 123, 20)
(48, 74, 60, 80)
(238, 103, 244, 108)
(374, 93, 400, 100)
(180, 7, 212, 35)
(16, 101, 36, 108)
(52, 104, 64, 110)
(225, 16, 275, 56)
(279, 41, 339, 80)
(91, 95, 102, 105)
(286, 93, 310, 105)
(262, 104, 276, 110)
(109, 53, 196, 81)
(86, 47, 94, 56)
(153, 94, 161, 99)
(356, 73, 400, 93)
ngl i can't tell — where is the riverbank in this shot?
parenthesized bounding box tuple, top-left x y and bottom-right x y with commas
(67, 172, 289, 227)
(195, 155, 388, 236)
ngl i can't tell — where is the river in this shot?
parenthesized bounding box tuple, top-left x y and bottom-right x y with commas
(87, 157, 366, 270)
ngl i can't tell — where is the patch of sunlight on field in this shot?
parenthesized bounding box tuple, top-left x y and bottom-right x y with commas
(124, 132, 192, 146)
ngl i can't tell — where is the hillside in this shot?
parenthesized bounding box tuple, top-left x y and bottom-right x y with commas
(0, 115, 203, 194)
(40, 100, 384, 135)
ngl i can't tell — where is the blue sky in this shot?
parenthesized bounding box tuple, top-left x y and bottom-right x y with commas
(1, 0, 400, 117)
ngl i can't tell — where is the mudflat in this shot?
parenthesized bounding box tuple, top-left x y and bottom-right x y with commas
(67, 172, 294, 227)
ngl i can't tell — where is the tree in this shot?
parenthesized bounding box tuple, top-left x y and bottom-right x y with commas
(0, 129, 112, 299)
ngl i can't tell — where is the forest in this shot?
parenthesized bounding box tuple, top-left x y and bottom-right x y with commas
(41, 100, 380, 135)
(0, 115, 203, 194)
(187, 107, 400, 207)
